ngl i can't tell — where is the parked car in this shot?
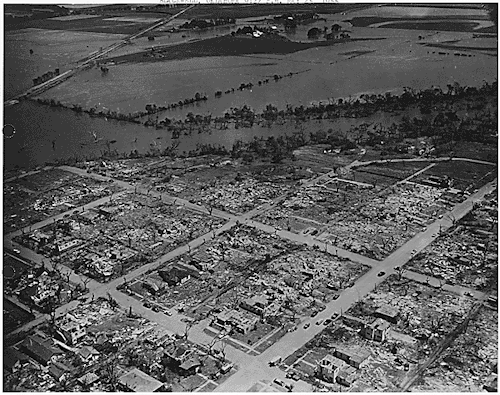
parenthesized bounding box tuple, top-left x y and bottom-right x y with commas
(13, 248, 21, 255)
(164, 310, 172, 316)
(311, 311, 318, 318)
(464, 291, 474, 297)
(332, 293, 340, 300)
(269, 356, 282, 367)
(323, 319, 332, 326)
(273, 378, 285, 387)
(378, 271, 386, 277)
(331, 312, 340, 320)
(304, 323, 310, 329)
(316, 319, 323, 326)
(152, 305, 160, 312)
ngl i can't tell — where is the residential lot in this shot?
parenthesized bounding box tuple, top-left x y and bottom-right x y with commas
(410, 306, 498, 392)
(120, 224, 297, 315)
(281, 276, 477, 391)
(4, 296, 236, 392)
(121, 224, 369, 353)
(258, 180, 451, 260)
(407, 189, 498, 291)
(4, 253, 85, 322)
(157, 161, 312, 215)
(4, 168, 121, 232)
(14, 191, 224, 282)
(82, 156, 318, 215)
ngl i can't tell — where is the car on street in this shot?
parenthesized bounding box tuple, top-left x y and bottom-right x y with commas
(323, 319, 332, 326)
(394, 266, 400, 271)
(316, 319, 323, 325)
(152, 305, 160, 312)
(286, 372, 300, 381)
(332, 293, 340, 300)
(331, 312, 340, 320)
(143, 302, 151, 308)
(273, 378, 285, 387)
(304, 323, 310, 329)
(311, 311, 318, 318)
(13, 248, 21, 254)
(377, 271, 386, 277)
(464, 291, 474, 297)
(164, 310, 172, 316)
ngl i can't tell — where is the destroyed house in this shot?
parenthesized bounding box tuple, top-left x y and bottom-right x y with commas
(316, 354, 346, 383)
(334, 347, 370, 369)
(48, 361, 72, 381)
(143, 274, 167, 295)
(212, 309, 258, 334)
(240, 295, 269, 316)
(20, 335, 63, 366)
(159, 265, 193, 287)
(163, 339, 192, 366)
(375, 305, 399, 324)
(118, 368, 165, 392)
(284, 275, 300, 288)
(163, 340, 202, 376)
(57, 321, 86, 345)
(363, 318, 390, 342)
(3, 348, 29, 373)
(77, 346, 100, 362)
(178, 355, 202, 376)
(337, 366, 357, 386)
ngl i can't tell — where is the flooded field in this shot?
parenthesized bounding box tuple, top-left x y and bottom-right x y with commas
(36, 25, 496, 120)
(3, 99, 406, 171)
(4, 28, 127, 98)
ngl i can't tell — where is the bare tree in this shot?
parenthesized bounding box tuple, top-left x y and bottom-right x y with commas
(51, 259, 63, 278)
(183, 320, 194, 340)
(79, 275, 92, 292)
(104, 357, 119, 391)
(395, 266, 408, 281)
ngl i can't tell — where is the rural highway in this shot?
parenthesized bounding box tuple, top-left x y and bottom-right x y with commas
(4, 157, 497, 391)
(4, 4, 196, 106)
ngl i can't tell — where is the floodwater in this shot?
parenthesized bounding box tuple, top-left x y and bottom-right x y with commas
(38, 25, 496, 119)
(3, 5, 497, 170)
(4, 28, 127, 98)
(3, 98, 412, 171)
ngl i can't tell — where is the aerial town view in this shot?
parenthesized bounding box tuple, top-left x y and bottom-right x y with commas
(2, 1, 498, 393)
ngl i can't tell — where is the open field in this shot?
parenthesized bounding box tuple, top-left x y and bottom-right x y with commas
(3, 299, 35, 335)
(413, 161, 497, 191)
(109, 35, 384, 64)
(348, 16, 494, 33)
